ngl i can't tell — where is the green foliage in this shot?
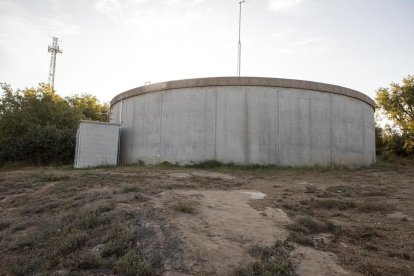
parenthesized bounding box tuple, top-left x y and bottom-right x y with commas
(66, 94, 109, 121)
(0, 83, 108, 165)
(376, 75, 414, 155)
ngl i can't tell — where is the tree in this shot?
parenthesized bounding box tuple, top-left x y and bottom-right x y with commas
(0, 83, 108, 165)
(376, 75, 414, 154)
(66, 94, 109, 122)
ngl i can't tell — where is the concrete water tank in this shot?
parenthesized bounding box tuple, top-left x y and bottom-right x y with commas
(110, 77, 375, 166)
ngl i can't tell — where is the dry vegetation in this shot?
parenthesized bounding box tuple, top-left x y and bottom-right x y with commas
(0, 160, 413, 275)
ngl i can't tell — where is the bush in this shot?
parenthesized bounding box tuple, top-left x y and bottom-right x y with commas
(0, 83, 108, 165)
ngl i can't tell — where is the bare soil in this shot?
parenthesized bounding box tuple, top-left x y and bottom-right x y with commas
(0, 161, 413, 275)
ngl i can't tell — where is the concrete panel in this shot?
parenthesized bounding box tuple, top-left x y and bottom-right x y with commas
(160, 88, 216, 163)
(110, 102, 121, 124)
(120, 93, 162, 164)
(75, 121, 120, 168)
(309, 92, 331, 166)
(363, 103, 376, 165)
(331, 96, 364, 165)
(279, 89, 311, 166)
(245, 88, 279, 164)
(216, 87, 248, 163)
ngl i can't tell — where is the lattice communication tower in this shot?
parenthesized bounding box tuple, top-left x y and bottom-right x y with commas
(48, 37, 63, 88)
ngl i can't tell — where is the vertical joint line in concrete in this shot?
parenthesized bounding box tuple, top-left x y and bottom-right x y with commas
(277, 91, 280, 165)
(308, 92, 312, 164)
(119, 100, 123, 124)
(362, 103, 365, 164)
(244, 89, 250, 163)
(214, 90, 217, 160)
(330, 94, 333, 166)
(159, 93, 163, 160)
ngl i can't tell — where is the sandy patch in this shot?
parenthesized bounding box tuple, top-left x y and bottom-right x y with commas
(291, 246, 350, 276)
(154, 190, 290, 274)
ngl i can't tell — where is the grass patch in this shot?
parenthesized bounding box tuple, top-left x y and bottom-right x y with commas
(310, 199, 356, 210)
(173, 200, 199, 214)
(387, 250, 411, 260)
(71, 201, 115, 230)
(326, 185, 359, 196)
(10, 257, 42, 276)
(235, 242, 294, 276)
(39, 173, 69, 182)
(357, 201, 393, 212)
(133, 192, 148, 202)
(286, 231, 314, 246)
(285, 216, 341, 246)
(348, 226, 381, 242)
(71, 252, 104, 270)
(116, 250, 155, 276)
(101, 226, 132, 258)
(305, 184, 317, 193)
(121, 185, 142, 193)
(0, 221, 11, 231)
(20, 201, 60, 215)
(58, 229, 88, 254)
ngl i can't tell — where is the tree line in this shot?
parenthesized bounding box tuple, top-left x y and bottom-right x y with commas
(0, 75, 413, 166)
(375, 75, 414, 158)
(0, 83, 108, 165)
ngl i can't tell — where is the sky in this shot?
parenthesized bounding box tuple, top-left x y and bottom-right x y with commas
(0, 0, 413, 103)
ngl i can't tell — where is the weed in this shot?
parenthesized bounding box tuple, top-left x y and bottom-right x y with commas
(326, 185, 359, 196)
(357, 201, 393, 212)
(281, 203, 299, 211)
(72, 252, 104, 270)
(133, 192, 148, 202)
(310, 199, 356, 210)
(74, 211, 101, 230)
(20, 201, 60, 215)
(285, 216, 342, 247)
(101, 226, 132, 258)
(92, 201, 116, 213)
(235, 242, 294, 275)
(116, 250, 155, 276)
(10, 257, 41, 276)
(234, 260, 292, 276)
(173, 200, 199, 214)
(187, 160, 224, 169)
(58, 230, 88, 254)
(356, 260, 383, 276)
(0, 221, 10, 231)
(348, 226, 381, 242)
(305, 185, 317, 193)
(287, 232, 313, 246)
(121, 185, 142, 193)
(40, 174, 69, 182)
(387, 250, 411, 260)
(287, 216, 341, 234)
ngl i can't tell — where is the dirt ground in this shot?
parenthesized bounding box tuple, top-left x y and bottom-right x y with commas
(0, 161, 413, 275)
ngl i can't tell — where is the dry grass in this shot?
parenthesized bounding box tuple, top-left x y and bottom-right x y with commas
(1, 161, 413, 275)
(235, 241, 295, 276)
(0, 170, 154, 275)
(173, 200, 199, 214)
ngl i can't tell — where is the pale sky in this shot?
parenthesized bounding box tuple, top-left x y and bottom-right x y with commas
(1, 0, 413, 103)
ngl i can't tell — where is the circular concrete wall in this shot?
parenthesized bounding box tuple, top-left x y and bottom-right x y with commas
(110, 77, 375, 166)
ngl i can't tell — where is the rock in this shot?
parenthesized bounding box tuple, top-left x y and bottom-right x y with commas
(291, 246, 350, 276)
(313, 233, 333, 247)
(386, 212, 413, 221)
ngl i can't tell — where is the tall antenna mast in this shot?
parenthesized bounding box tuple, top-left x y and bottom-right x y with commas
(237, 0, 246, 77)
(48, 36, 63, 88)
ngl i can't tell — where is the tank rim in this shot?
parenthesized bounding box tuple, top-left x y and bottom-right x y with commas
(110, 76, 375, 109)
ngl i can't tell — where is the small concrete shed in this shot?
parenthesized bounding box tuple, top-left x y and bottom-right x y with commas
(74, 120, 120, 168)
